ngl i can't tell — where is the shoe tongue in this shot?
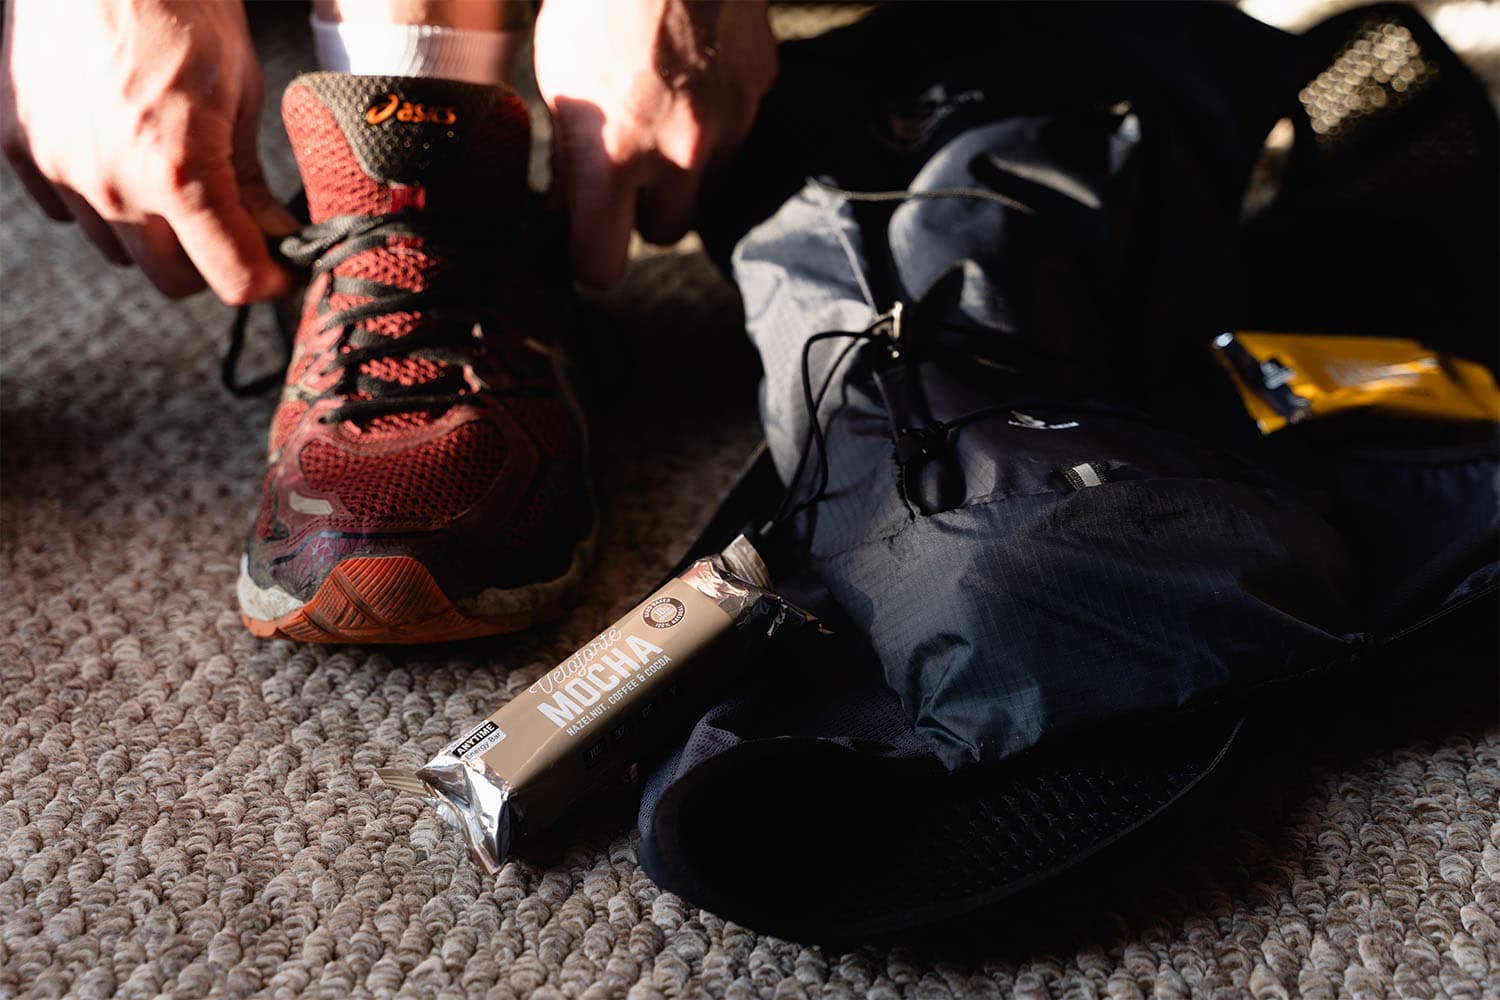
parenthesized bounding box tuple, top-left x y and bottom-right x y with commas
(282, 72, 531, 222)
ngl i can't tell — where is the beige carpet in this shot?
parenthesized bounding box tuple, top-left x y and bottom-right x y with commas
(3, 4, 1498, 998)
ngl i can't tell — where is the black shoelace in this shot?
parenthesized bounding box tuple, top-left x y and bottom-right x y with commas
(224, 207, 509, 424)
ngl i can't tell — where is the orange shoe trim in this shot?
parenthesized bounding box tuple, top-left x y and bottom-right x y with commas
(241, 555, 555, 644)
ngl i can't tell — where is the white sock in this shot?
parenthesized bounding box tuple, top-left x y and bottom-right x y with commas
(310, 15, 524, 87)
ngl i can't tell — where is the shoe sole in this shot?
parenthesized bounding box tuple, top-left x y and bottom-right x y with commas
(238, 530, 595, 644)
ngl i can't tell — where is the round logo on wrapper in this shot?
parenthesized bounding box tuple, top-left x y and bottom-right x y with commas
(643, 597, 686, 629)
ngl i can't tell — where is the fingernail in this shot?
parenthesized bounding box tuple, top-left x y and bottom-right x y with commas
(255, 204, 301, 238)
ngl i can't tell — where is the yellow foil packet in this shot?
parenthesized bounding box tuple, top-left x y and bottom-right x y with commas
(1211, 331, 1500, 434)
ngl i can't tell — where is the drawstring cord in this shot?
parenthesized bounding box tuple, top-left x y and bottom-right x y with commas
(770, 304, 904, 528)
(748, 172, 1042, 549)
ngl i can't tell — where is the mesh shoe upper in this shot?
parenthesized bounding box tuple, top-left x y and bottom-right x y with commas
(245, 72, 591, 609)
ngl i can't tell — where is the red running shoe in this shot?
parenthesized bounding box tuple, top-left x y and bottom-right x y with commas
(237, 73, 595, 643)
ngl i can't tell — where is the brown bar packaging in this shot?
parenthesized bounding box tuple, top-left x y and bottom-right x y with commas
(377, 536, 803, 873)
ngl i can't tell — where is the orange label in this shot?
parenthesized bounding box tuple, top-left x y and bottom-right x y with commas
(364, 93, 458, 126)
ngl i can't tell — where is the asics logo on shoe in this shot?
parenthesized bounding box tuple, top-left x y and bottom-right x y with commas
(365, 93, 458, 126)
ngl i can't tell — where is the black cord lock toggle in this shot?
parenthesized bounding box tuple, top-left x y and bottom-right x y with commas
(895, 422, 952, 465)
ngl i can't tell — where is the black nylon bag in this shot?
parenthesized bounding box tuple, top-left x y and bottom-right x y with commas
(638, 2, 1498, 941)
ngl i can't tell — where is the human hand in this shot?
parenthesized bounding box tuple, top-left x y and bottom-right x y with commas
(533, 0, 776, 287)
(0, 0, 295, 303)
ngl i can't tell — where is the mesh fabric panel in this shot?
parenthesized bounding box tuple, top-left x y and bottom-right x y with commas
(281, 88, 388, 222)
(268, 401, 308, 455)
(288, 73, 530, 207)
(1300, 17, 1437, 147)
(362, 412, 436, 435)
(299, 422, 504, 521)
(497, 463, 586, 553)
(361, 356, 444, 386)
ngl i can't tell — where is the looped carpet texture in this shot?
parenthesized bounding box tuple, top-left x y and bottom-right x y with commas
(2, 3, 1498, 997)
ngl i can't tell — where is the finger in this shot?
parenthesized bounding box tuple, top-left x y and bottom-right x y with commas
(551, 100, 638, 288)
(566, 156, 636, 288)
(54, 187, 130, 266)
(161, 157, 291, 305)
(111, 214, 207, 299)
(2, 145, 73, 221)
(544, 128, 569, 213)
(0, 3, 68, 221)
(636, 159, 702, 247)
(238, 175, 300, 240)
(231, 66, 299, 239)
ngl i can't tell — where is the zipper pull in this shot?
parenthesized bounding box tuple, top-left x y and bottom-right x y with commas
(870, 301, 905, 359)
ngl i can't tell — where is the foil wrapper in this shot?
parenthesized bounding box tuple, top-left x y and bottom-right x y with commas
(378, 536, 805, 873)
(1212, 330, 1500, 434)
